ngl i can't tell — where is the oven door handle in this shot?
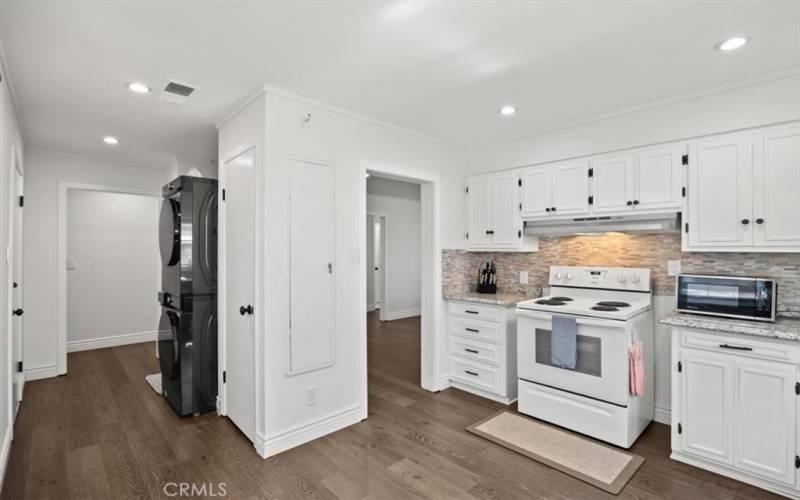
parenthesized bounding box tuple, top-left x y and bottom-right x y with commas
(517, 309, 625, 329)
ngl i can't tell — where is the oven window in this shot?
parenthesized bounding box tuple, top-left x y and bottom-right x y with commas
(535, 329, 602, 377)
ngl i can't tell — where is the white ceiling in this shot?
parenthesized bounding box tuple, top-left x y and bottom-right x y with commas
(1, 1, 799, 168)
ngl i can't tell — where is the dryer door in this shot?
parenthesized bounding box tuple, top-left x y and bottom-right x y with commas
(158, 307, 182, 412)
(159, 197, 181, 266)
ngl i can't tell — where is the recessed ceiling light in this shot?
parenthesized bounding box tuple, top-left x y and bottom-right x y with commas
(499, 105, 516, 116)
(715, 36, 748, 52)
(103, 136, 119, 145)
(126, 82, 151, 94)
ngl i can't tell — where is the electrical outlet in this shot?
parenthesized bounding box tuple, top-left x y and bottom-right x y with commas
(668, 260, 681, 277)
(520, 271, 529, 285)
(306, 385, 318, 406)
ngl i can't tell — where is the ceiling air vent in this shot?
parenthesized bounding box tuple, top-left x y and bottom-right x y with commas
(158, 79, 199, 105)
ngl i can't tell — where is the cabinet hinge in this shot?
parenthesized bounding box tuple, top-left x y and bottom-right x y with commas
(18, 196, 24, 207)
(223, 371, 226, 383)
(684, 222, 689, 234)
(518, 179, 522, 187)
(677, 361, 682, 373)
(466, 232, 469, 239)
(518, 229, 522, 238)
(222, 188, 226, 201)
(677, 423, 683, 434)
(17, 361, 22, 373)
(682, 154, 688, 166)
(795, 382, 799, 395)
(519, 202, 522, 210)
(795, 455, 800, 469)
(465, 186, 469, 194)
(588, 196, 594, 205)
(681, 186, 686, 198)
(588, 168, 594, 178)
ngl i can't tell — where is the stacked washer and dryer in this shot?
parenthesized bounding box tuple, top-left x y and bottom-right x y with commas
(157, 176, 219, 416)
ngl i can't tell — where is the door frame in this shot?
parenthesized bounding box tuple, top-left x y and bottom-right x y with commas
(366, 213, 387, 320)
(6, 145, 23, 422)
(359, 160, 444, 412)
(56, 182, 161, 375)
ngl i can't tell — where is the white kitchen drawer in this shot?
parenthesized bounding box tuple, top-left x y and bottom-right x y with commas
(448, 301, 502, 322)
(450, 338, 500, 366)
(450, 358, 500, 394)
(448, 317, 500, 344)
(679, 329, 800, 363)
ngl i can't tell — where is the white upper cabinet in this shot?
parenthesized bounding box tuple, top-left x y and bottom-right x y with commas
(520, 160, 589, 218)
(753, 125, 800, 248)
(551, 160, 590, 216)
(634, 144, 684, 211)
(686, 134, 753, 249)
(591, 153, 635, 214)
(466, 171, 537, 252)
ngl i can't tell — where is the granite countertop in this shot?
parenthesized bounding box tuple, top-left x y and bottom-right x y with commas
(659, 310, 800, 342)
(443, 291, 531, 307)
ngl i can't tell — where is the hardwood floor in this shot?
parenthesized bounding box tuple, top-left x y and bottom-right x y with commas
(2, 313, 780, 499)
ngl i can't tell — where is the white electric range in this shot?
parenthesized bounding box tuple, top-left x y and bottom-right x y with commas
(516, 265, 654, 449)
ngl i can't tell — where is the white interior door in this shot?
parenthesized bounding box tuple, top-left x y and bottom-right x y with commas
(373, 217, 383, 311)
(223, 148, 256, 441)
(11, 167, 24, 412)
(366, 216, 375, 310)
(288, 159, 335, 374)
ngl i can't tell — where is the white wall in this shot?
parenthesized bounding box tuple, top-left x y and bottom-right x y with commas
(23, 149, 165, 378)
(465, 73, 800, 423)
(0, 42, 24, 484)
(367, 176, 421, 320)
(219, 88, 464, 456)
(66, 190, 160, 351)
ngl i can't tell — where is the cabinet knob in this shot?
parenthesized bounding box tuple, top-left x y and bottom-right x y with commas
(626, 201, 633, 206)
(756, 218, 765, 224)
(633, 200, 640, 205)
(741, 219, 750, 225)
(485, 230, 494, 235)
(551, 207, 556, 212)
(545, 208, 551, 212)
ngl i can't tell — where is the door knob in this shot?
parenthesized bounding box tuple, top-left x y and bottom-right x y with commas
(12, 308, 23, 316)
(239, 305, 253, 316)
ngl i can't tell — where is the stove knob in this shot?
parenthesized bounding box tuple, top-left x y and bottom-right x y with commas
(630, 275, 641, 284)
(555, 272, 563, 280)
(617, 275, 628, 283)
(565, 273, 574, 281)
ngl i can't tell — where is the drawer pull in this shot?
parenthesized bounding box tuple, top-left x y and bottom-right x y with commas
(465, 328, 479, 333)
(464, 370, 479, 376)
(719, 343, 753, 351)
(464, 310, 479, 315)
(464, 348, 479, 354)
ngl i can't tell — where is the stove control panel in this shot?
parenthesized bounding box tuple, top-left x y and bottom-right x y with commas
(549, 266, 651, 292)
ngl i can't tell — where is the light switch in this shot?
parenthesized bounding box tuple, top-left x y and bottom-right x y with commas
(667, 260, 681, 276)
(520, 271, 529, 284)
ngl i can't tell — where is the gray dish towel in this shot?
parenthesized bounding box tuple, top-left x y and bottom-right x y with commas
(551, 315, 578, 370)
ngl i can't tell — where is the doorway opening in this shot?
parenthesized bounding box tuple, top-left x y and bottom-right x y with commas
(57, 184, 161, 374)
(359, 161, 443, 418)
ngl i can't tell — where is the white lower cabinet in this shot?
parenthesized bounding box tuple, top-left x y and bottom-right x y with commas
(446, 300, 517, 404)
(671, 327, 800, 497)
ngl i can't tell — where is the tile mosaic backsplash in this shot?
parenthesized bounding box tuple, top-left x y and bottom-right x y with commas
(443, 233, 800, 317)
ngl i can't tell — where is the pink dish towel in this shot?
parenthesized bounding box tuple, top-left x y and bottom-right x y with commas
(629, 341, 645, 397)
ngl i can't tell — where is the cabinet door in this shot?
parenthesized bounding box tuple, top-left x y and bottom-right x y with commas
(687, 135, 753, 248)
(591, 154, 634, 214)
(679, 350, 734, 464)
(551, 160, 590, 216)
(734, 358, 796, 485)
(466, 175, 491, 247)
(520, 166, 551, 218)
(753, 126, 800, 248)
(635, 144, 684, 211)
(490, 171, 522, 248)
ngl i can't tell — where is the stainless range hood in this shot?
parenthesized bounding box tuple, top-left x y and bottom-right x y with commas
(524, 212, 681, 236)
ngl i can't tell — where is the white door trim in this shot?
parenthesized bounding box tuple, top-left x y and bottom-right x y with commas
(359, 160, 444, 418)
(56, 182, 160, 375)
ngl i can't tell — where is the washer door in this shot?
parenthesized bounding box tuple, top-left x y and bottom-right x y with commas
(159, 197, 181, 266)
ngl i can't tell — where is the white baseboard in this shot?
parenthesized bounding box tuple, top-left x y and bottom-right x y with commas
(382, 308, 421, 321)
(654, 406, 671, 425)
(26, 365, 58, 381)
(367, 304, 375, 312)
(0, 424, 13, 488)
(255, 405, 363, 459)
(67, 330, 157, 353)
